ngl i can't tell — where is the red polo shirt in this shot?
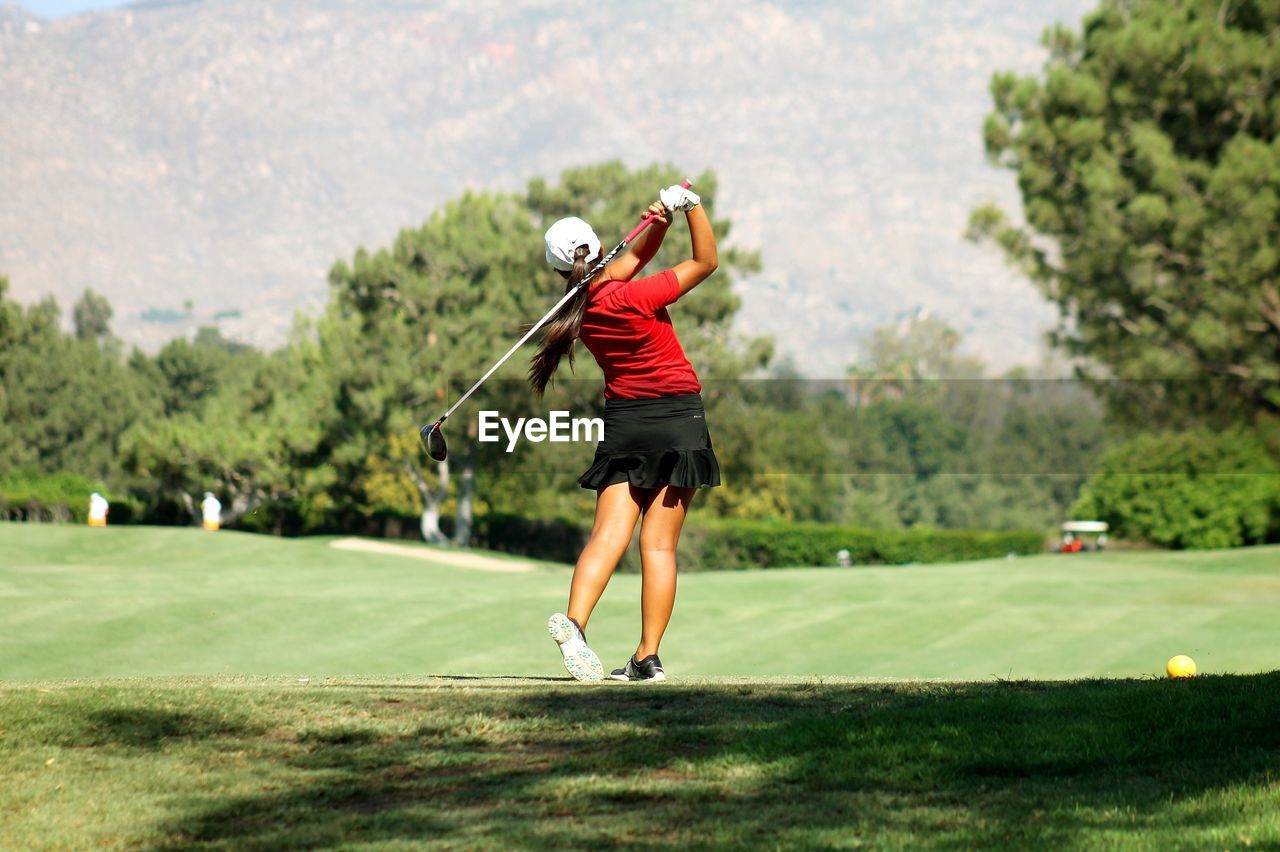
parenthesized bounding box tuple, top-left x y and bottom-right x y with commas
(577, 269, 701, 399)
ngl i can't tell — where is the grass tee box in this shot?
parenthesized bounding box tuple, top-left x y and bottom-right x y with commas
(1, 676, 1277, 849)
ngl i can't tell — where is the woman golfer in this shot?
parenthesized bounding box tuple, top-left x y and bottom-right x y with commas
(534, 183, 718, 682)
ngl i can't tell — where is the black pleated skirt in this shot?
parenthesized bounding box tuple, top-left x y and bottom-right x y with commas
(577, 393, 721, 490)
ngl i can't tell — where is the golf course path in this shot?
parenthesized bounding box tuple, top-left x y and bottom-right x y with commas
(329, 537, 542, 572)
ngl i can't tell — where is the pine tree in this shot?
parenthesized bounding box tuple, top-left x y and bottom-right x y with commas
(970, 0, 1280, 425)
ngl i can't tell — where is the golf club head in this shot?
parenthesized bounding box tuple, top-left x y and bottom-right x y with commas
(421, 421, 448, 462)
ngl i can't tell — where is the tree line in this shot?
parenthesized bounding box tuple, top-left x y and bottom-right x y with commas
(1, 162, 1122, 542)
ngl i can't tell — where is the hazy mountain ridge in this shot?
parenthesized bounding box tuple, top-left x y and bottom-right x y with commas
(1, 0, 1094, 374)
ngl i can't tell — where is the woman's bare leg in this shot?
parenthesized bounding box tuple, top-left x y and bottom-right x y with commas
(635, 485, 695, 659)
(566, 481, 644, 631)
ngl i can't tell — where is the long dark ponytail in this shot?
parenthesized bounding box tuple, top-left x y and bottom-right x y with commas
(528, 244, 595, 398)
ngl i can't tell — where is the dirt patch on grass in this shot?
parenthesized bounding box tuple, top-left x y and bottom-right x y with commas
(329, 538, 547, 573)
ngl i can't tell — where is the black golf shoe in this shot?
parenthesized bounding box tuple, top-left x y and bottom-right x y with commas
(610, 654, 666, 682)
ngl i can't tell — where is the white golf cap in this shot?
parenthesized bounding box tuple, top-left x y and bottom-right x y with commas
(544, 217, 601, 272)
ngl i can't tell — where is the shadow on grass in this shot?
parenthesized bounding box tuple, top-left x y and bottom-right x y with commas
(136, 673, 1280, 847)
(56, 707, 258, 749)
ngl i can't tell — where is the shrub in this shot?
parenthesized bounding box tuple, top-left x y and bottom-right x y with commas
(475, 512, 1044, 571)
(472, 513, 592, 565)
(1072, 429, 1280, 549)
(678, 520, 1045, 570)
(0, 472, 138, 523)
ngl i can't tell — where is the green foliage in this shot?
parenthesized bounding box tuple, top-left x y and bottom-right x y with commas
(474, 511, 1043, 570)
(1074, 428, 1280, 549)
(0, 256, 1113, 541)
(72, 288, 114, 343)
(458, 313, 1111, 535)
(684, 519, 1045, 571)
(318, 162, 773, 543)
(0, 156, 1122, 542)
(860, 315, 985, 385)
(862, 399, 969, 478)
(972, 0, 1280, 424)
(121, 341, 334, 529)
(0, 472, 140, 524)
(0, 472, 96, 522)
(0, 278, 161, 483)
(832, 316, 1111, 531)
(700, 381, 844, 522)
(319, 188, 549, 540)
(472, 513, 591, 564)
(146, 326, 259, 417)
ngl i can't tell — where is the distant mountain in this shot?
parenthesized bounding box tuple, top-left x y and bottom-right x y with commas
(1, 2, 39, 29)
(0, 0, 1094, 374)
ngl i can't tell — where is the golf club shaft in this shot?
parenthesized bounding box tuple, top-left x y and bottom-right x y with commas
(432, 181, 690, 427)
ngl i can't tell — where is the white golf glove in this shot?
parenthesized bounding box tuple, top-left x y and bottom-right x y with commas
(659, 184, 700, 213)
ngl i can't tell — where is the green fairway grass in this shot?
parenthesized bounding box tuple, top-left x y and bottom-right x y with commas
(1, 675, 1277, 848)
(1, 524, 1278, 680)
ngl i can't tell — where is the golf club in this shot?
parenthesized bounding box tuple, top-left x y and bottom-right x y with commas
(420, 180, 693, 462)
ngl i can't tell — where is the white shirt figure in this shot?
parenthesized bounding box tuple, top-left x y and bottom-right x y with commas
(201, 492, 222, 531)
(88, 492, 109, 527)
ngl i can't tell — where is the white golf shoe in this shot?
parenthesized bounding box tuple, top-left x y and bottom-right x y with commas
(547, 612, 604, 682)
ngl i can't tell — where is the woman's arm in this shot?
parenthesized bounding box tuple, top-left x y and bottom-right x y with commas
(604, 201, 671, 282)
(670, 204, 718, 296)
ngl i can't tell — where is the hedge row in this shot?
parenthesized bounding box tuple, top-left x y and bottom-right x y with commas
(478, 513, 1045, 571)
(673, 520, 1045, 571)
(473, 514, 593, 565)
(0, 473, 95, 522)
(0, 473, 139, 524)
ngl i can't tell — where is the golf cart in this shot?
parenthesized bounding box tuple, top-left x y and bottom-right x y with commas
(1056, 520, 1108, 553)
